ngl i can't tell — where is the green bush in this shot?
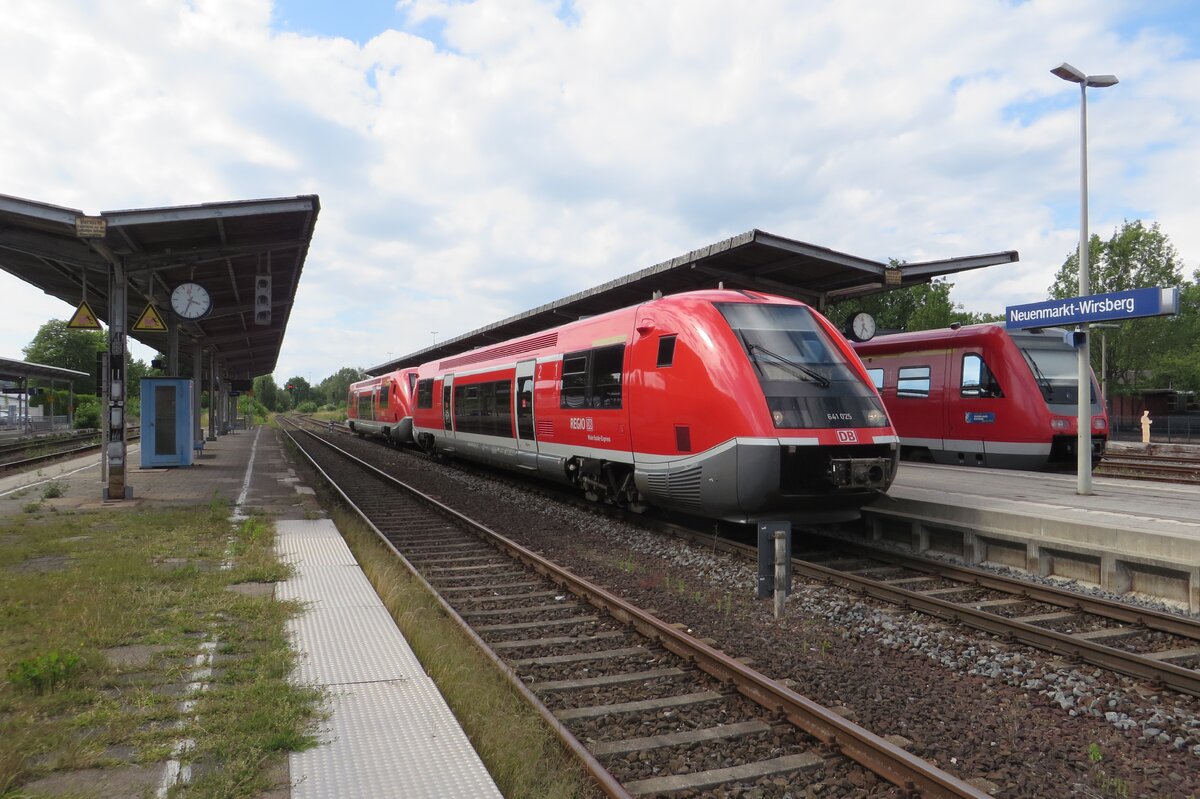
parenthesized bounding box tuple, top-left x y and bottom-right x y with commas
(73, 396, 101, 430)
(7, 651, 83, 695)
(296, 401, 319, 413)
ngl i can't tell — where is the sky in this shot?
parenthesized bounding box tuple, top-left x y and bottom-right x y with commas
(2, 0, 1199, 386)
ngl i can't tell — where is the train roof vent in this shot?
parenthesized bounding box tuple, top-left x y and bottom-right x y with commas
(439, 331, 559, 370)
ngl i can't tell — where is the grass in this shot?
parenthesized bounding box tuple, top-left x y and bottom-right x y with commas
(332, 507, 602, 799)
(0, 504, 321, 798)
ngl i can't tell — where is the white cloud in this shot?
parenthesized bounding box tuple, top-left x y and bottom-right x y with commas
(2, 0, 1198, 384)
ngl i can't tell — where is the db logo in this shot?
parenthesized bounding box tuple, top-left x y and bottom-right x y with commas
(836, 430, 858, 443)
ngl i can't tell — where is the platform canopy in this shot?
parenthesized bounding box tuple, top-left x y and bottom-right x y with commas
(368, 228, 1017, 375)
(0, 193, 320, 379)
(0, 356, 90, 384)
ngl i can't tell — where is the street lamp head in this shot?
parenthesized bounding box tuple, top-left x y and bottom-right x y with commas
(1051, 62, 1086, 83)
(1052, 62, 1118, 88)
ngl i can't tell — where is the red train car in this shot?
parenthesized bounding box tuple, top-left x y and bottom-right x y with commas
(410, 289, 898, 523)
(346, 368, 418, 445)
(852, 324, 1107, 469)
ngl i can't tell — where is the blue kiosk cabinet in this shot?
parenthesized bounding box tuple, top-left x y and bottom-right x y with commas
(140, 378, 195, 468)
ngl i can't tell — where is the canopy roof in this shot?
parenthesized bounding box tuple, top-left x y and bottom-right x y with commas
(368, 228, 1017, 374)
(0, 193, 320, 379)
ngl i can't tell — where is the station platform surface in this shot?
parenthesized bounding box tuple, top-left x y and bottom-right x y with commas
(868, 461, 1200, 612)
(0, 426, 501, 798)
(889, 462, 1200, 542)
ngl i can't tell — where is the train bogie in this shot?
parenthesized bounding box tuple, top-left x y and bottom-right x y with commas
(410, 290, 898, 523)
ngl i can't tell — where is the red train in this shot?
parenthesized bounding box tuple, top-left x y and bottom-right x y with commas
(345, 368, 418, 445)
(393, 289, 898, 523)
(851, 323, 1108, 470)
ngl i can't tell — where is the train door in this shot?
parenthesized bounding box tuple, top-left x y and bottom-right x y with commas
(945, 350, 988, 466)
(441, 374, 455, 445)
(514, 360, 537, 469)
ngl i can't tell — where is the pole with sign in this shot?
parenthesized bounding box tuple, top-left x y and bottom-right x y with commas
(1006, 286, 1179, 488)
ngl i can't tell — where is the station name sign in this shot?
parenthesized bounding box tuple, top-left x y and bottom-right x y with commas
(1005, 287, 1179, 330)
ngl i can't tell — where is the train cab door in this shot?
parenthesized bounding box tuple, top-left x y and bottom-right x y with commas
(946, 351, 991, 466)
(514, 360, 538, 469)
(441, 374, 455, 448)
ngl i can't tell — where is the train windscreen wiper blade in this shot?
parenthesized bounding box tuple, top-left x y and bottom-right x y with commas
(748, 343, 832, 388)
(1021, 348, 1054, 400)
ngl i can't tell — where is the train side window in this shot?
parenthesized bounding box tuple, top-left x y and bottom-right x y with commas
(866, 368, 884, 391)
(378, 386, 388, 410)
(897, 366, 930, 398)
(591, 345, 624, 408)
(657, 335, 677, 367)
(415, 379, 433, 409)
(961, 353, 1003, 398)
(561, 353, 588, 408)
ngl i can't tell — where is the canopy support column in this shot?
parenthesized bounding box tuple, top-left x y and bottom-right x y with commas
(104, 257, 131, 500)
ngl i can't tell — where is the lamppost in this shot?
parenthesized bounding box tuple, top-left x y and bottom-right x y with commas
(1052, 62, 1118, 495)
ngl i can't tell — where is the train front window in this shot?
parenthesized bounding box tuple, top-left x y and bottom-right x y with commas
(716, 302, 888, 429)
(1020, 345, 1097, 404)
(715, 302, 858, 385)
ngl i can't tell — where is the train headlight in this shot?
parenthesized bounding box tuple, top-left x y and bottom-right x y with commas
(864, 408, 887, 427)
(1051, 417, 1070, 430)
(772, 410, 786, 426)
(1093, 417, 1107, 431)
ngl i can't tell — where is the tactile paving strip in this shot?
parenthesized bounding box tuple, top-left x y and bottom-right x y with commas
(291, 680, 502, 799)
(276, 565, 381, 608)
(288, 605, 427, 685)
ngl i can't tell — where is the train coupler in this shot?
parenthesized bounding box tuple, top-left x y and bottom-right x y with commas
(826, 457, 891, 489)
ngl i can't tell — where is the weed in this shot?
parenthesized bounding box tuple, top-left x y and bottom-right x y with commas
(7, 651, 83, 694)
(208, 490, 230, 520)
(22, 501, 40, 513)
(1086, 743, 1133, 797)
(42, 481, 65, 499)
(716, 593, 734, 617)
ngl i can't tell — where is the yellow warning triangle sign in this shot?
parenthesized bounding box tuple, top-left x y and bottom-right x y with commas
(67, 300, 102, 329)
(133, 303, 168, 332)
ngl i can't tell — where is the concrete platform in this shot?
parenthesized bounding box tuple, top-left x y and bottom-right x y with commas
(853, 463, 1200, 612)
(0, 427, 502, 796)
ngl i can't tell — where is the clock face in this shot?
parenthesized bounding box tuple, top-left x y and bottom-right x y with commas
(850, 312, 876, 342)
(170, 282, 212, 320)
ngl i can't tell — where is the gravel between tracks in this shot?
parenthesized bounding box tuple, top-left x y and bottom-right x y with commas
(328, 435, 1200, 798)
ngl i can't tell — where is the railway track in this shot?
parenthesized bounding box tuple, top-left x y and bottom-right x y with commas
(0, 429, 135, 472)
(1096, 451, 1200, 484)
(731, 534, 1200, 698)
(279, 416, 988, 798)
(312, 415, 1200, 698)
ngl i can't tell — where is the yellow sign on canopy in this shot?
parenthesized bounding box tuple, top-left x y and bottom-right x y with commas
(67, 300, 101, 329)
(133, 303, 168, 332)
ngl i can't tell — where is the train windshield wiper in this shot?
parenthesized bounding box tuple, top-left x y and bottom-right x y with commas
(747, 343, 832, 388)
(1021, 348, 1054, 400)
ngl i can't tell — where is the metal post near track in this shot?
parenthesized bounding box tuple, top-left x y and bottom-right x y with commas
(757, 521, 792, 619)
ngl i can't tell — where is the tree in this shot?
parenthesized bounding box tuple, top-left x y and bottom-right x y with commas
(22, 320, 105, 394)
(318, 367, 365, 408)
(252, 375, 281, 413)
(826, 272, 1000, 335)
(1047, 220, 1188, 394)
(283, 376, 315, 408)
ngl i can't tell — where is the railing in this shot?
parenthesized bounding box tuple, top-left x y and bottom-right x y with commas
(1109, 413, 1200, 444)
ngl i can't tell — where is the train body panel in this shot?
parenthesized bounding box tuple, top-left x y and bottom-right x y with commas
(853, 324, 1107, 470)
(411, 290, 898, 522)
(346, 368, 418, 444)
